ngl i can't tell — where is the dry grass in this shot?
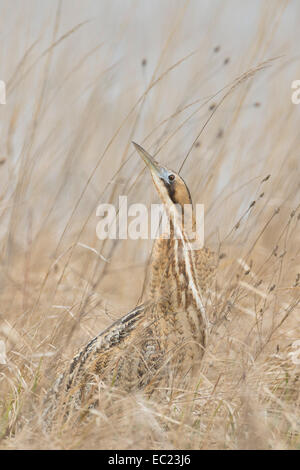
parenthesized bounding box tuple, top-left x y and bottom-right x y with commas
(0, 0, 299, 449)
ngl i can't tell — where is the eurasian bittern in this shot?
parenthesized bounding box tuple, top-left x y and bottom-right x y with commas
(45, 142, 216, 416)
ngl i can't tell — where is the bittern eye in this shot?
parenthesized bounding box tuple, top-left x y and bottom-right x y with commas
(168, 174, 175, 182)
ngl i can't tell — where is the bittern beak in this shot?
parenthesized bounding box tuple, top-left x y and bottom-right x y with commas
(132, 142, 161, 178)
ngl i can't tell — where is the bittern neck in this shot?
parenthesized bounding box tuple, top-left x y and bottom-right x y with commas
(165, 203, 196, 238)
(149, 220, 208, 326)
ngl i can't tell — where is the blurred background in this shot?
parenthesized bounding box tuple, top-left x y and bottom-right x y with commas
(0, 0, 299, 449)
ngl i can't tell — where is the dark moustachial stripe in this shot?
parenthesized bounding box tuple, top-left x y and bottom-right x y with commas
(161, 176, 192, 205)
(162, 177, 176, 203)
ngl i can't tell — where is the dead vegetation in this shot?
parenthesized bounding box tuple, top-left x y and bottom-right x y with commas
(0, 0, 299, 449)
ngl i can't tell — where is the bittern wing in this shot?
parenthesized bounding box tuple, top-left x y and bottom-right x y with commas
(44, 301, 155, 417)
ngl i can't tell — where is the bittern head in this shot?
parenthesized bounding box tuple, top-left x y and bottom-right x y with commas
(132, 142, 192, 210)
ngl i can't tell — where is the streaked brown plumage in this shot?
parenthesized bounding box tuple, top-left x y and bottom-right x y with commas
(44, 142, 216, 418)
